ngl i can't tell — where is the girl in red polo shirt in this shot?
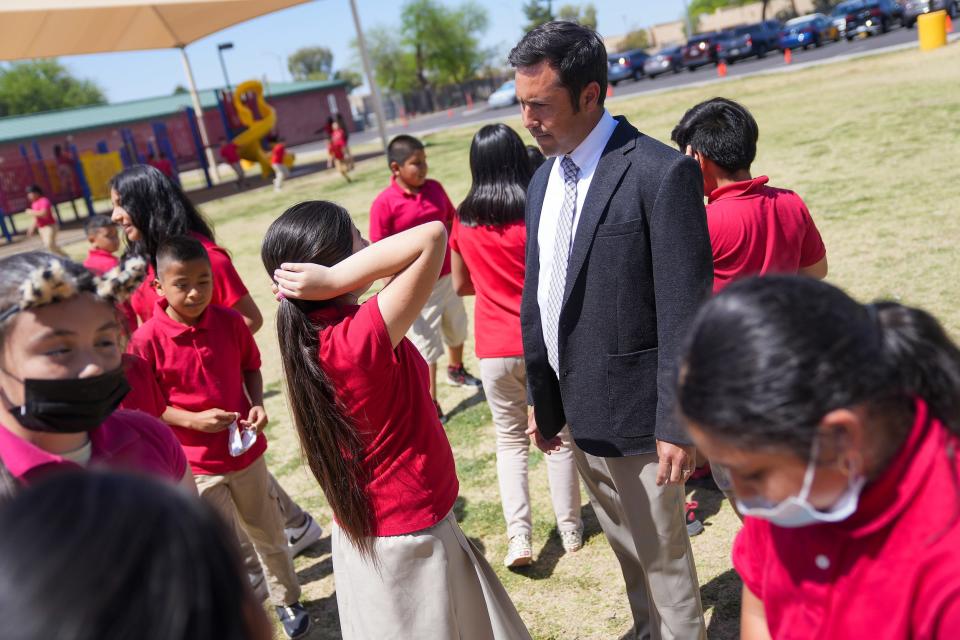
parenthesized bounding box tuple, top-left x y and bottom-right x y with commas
(266, 203, 531, 639)
(0, 251, 191, 495)
(450, 124, 582, 568)
(677, 276, 960, 640)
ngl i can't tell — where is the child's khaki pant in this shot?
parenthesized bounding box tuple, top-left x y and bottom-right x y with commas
(195, 456, 301, 606)
(37, 225, 66, 256)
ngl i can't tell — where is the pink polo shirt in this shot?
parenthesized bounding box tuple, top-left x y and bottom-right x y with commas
(369, 177, 456, 278)
(733, 399, 960, 639)
(83, 248, 120, 276)
(127, 300, 265, 475)
(0, 410, 187, 485)
(30, 196, 55, 228)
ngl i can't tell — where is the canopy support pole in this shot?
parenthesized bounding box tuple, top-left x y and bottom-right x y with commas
(348, 0, 389, 151)
(179, 46, 221, 183)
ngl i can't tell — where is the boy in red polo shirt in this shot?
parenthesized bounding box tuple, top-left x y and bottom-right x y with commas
(82, 214, 138, 333)
(671, 97, 828, 294)
(127, 236, 310, 639)
(271, 136, 289, 191)
(369, 135, 481, 421)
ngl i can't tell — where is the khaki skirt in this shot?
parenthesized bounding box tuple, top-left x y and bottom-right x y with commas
(332, 511, 531, 639)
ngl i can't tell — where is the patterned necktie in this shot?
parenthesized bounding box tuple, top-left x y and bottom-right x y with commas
(543, 155, 580, 374)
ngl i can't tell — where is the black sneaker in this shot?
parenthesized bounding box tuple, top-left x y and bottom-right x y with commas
(446, 364, 482, 387)
(276, 602, 311, 639)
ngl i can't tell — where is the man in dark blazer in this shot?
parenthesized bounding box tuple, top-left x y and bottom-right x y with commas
(510, 22, 711, 640)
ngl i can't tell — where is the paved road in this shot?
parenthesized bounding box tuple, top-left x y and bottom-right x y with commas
(293, 25, 921, 155)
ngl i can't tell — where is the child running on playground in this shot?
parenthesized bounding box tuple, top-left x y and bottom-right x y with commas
(266, 204, 531, 639)
(24, 185, 65, 257)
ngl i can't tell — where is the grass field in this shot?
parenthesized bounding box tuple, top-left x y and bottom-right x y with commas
(52, 41, 960, 639)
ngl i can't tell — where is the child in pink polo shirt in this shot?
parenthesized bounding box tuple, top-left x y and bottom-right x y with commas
(267, 203, 530, 639)
(369, 135, 481, 421)
(127, 236, 310, 639)
(0, 251, 190, 495)
(24, 185, 65, 257)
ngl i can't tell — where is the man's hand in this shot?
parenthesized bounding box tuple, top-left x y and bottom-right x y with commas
(191, 409, 239, 433)
(526, 408, 562, 454)
(241, 406, 268, 432)
(656, 439, 697, 486)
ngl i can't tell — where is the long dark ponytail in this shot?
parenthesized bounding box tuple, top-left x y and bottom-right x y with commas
(261, 201, 372, 552)
(678, 276, 960, 461)
(457, 123, 532, 228)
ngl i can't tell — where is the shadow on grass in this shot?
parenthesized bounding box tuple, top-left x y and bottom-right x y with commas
(511, 503, 604, 580)
(302, 592, 342, 640)
(296, 535, 333, 586)
(689, 486, 725, 530)
(703, 568, 742, 639)
(451, 495, 488, 556)
(445, 388, 486, 422)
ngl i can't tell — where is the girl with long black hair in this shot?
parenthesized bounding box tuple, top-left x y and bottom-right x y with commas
(450, 124, 582, 567)
(266, 202, 531, 639)
(677, 276, 960, 639)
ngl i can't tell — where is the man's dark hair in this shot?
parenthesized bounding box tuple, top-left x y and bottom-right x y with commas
(508, 20, 608, 111)
(387, 135, 424, 167)
(671, 97, 759, 174)
(83, 214, 114, 237)
(155, 235, 209, 274)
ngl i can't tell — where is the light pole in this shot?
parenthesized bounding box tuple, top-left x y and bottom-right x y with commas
(217, 42, 234, 91)
(682, 0, 694, 37)
(348, 0, 389, 151)
(263, 51, 287, 83)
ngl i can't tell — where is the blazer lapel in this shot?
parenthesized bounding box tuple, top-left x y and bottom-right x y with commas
(562, 119, 636, 308)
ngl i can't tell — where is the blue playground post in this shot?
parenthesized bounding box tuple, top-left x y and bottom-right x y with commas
(185, 107, 212, 189)
(152, 122, 182, 186)
(70, 144, 95, 217)
(96, 141, 109, 154)
(0, 205, 11, 244)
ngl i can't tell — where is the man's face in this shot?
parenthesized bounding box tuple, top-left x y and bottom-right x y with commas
(515, 61, 599, 157)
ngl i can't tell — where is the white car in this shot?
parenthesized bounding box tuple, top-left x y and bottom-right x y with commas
(487, 80, 517, 109)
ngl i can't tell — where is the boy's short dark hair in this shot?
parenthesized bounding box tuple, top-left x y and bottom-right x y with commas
(83, 214, 114, 237)
(508, 21, 608, 111)
(387, 135, 424, 168)
(26, 184, 43, 196)
(156, 235, 210, 275)
(671, 97, 759, 174)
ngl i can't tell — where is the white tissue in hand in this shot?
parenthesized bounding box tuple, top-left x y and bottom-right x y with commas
(228, 420, 257, 457)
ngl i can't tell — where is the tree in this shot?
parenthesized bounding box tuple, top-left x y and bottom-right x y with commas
(557, 3, 597, 29)
(0, 60, 105, 117)
(355, 26, 418, 94)
(172, 84, 188, 95)
(287, 46, 334, 81)
(618, 28, 651, 51)
(522, 0, 554, 31)
(333, 69, 363, 92)
(761, 0, 799, 20)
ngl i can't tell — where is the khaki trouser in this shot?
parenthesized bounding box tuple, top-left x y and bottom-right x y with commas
(195, 456, 301, 606)
(238, 473, 306, 589)
(408, 275, 469, 364)
(571, 443, 706, 640)
(37, 225, 66, 257)
(479, 356, 581, 539)
(272, 163, 289, 190)
(332, 511, 532, 640)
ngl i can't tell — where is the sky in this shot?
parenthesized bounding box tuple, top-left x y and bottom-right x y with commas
(56, 0, 689, 104)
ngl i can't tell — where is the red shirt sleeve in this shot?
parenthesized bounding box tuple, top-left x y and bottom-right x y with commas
(124, 410, 188, 481)
(435, 182, 456, 225)
(324, 297, 398, 377)
(121, 353, 166, 418)
(798, 207, 827, 268)
(207, 246, 249, 309)
(449, 217, 460, 253)
(732, 518, 769, 601)
(368, 192, 392, 243)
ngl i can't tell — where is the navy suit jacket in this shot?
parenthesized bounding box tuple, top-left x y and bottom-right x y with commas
(521, 116, 713, 457)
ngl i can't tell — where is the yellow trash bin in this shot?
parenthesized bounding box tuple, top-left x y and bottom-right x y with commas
(918, 10, 948, 51)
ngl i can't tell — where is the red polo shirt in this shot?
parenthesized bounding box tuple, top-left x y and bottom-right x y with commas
(707, 176, 826, 294)
(0, 410, 187, 485)
(312, 297, 458, 536)
(120, 353, 166, 418)
(270, 143, 286, 165)
(30, 196, 55, 228)
(449, 218, 525, 358)
(733, 399, 960, 639)
(127, 301, 265, 475)
(129, 232, 249, 324)
(369, 177, 455, 278)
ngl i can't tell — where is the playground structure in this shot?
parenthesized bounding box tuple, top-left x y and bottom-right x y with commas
(217, 79, 295, 178)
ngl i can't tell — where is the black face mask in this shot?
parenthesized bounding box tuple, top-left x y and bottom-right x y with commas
(7, 367, 130, 434)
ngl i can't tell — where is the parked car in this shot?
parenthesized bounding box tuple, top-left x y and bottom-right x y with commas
(716, 20, 782, 63)
(837, 0, 903, 40)
(487, 80, 517, 109)
(779, 13, 841, 50)
(643, 45, 684, 78)
(682, 31, 728, 71)
(607, 49, 650, 85)
(903, 0, 958, 27)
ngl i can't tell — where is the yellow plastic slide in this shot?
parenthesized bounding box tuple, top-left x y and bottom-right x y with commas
(232, 79, 294, 178)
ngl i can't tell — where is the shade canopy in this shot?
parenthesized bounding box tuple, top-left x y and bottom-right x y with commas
(0, 0, 310, 60)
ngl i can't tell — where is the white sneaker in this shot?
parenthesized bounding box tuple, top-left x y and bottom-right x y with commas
(560, 523, 584, 553)
(504, 534, 533, 568)
(286, 513, 323, 558)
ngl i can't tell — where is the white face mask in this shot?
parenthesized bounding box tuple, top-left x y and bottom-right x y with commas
(733, 437, 865, 528)
(228, 420, 258, 457)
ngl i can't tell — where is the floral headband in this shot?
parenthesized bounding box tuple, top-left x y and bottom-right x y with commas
(0, 256, 146, 323)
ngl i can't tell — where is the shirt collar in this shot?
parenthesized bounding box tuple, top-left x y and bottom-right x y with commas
(564, 109, 619, 180)
(389, 176, 419, 199)
(708, 175, 769, 204)
(151, 299, 210, 337)
(88, 248, 115, 259)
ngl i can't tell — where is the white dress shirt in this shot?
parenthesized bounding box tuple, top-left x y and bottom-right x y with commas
(537, 110, 619, 375)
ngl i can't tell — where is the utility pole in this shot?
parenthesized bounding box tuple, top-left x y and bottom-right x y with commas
(348, 0, 389, 151)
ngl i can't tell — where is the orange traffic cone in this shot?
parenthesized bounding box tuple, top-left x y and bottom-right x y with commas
(717, 61, 728, 77)
(784, 48, 792, 64)
(606, 84, 613, 98)
(947, 15, 954, 33)
(447, 109, 454, 118)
